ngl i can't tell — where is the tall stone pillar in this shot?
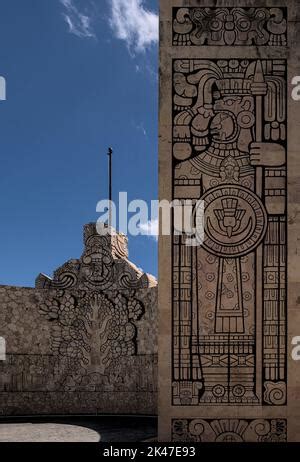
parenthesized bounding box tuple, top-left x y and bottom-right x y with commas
(159, 0, 300, 442)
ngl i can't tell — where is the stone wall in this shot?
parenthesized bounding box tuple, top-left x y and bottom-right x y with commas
(0, 223, 157, 415)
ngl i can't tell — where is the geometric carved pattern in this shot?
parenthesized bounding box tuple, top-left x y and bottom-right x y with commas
(173, 8, 287, 46)
(201, 185, 267, 257)
(172, 419, 287, 442)
(172, 58, 287, 406)
(39, 290, 144, 373)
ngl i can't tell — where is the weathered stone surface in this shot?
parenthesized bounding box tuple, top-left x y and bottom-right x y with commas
(0, 224, 157, 415)
(0, 423, 101, 442)
(159, 0, 300, 442)
(0, 416, 157, 442)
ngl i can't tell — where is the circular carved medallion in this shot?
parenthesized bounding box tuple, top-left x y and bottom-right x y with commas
(200, 185, 267, 257)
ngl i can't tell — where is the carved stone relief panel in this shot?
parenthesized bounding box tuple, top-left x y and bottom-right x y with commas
(159, 0, 300, 442)
(172, 58, 287, 407)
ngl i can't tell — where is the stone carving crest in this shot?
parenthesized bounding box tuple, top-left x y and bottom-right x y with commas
(36, 223, 156, 291)
(172, 419, 287, 442)
(173, 7, 287, 47)
(35, 223, 156, 391)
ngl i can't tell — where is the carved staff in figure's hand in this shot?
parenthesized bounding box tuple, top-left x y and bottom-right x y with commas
(251, 61, 268, 198)
(250, 61, 268, 402)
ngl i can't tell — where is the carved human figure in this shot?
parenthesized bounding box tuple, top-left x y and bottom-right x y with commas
(172, 59, 286, 405)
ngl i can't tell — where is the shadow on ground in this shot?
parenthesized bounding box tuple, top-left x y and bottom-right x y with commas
(0, 415, 157, 442)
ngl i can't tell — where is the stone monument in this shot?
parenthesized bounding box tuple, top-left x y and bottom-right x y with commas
(159, 0, 300, 442)
(0, 223, 157, 415)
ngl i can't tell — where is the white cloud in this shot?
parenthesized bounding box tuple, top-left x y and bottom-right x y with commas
(139, 218, 158, 240)
(109, 0, 158, 52)
(133, 121, 147, 136)
(60, 0, 95, 38)
(140, 124, 147, 136)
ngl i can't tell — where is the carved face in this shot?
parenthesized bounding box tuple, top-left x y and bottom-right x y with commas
(210, 112, 236, 142)
(211, 95, 255, 143)
(219, 155, 240, 181)
(214, 95, 244, 116)
(80, 246, 114, 289)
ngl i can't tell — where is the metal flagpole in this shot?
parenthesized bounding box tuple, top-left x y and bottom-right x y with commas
(107, 147, 113, 227)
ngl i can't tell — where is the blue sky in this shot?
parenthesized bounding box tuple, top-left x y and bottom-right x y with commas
(0, 0, 158, 287)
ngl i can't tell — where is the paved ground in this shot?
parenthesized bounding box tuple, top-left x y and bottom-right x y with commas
(0, 416, 157, 442)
